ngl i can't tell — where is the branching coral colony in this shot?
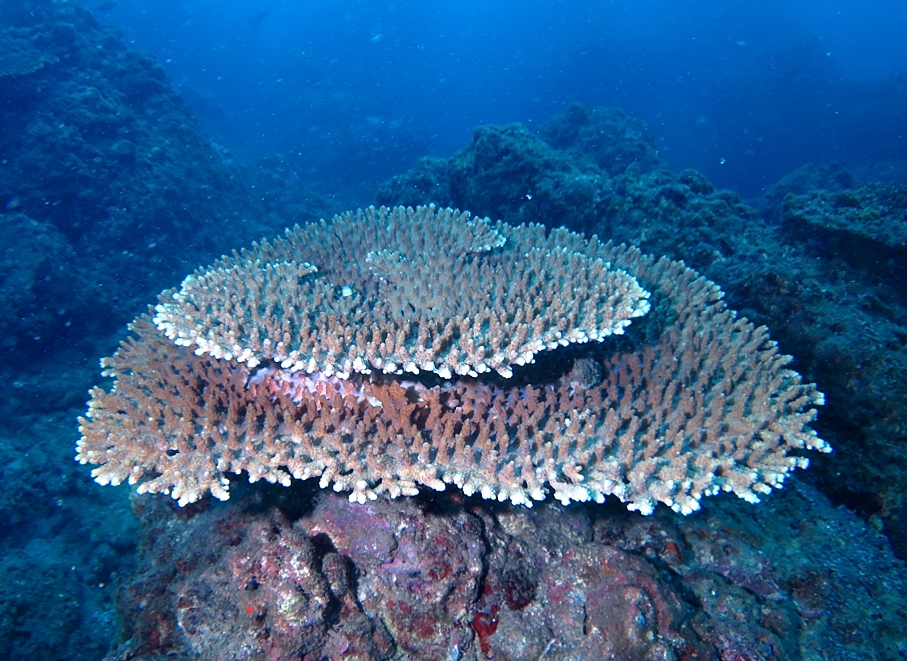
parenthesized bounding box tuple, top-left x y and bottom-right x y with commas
(77, 205, 830, 515)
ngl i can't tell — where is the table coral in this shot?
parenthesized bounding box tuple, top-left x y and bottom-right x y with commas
(77, 205, 828, 516)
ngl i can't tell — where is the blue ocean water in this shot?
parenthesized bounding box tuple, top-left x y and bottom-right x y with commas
(101, 0, 907, 196)
(2, 0, 907, 658)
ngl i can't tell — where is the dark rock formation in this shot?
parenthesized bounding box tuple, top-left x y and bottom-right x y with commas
(0, 0, 336, 380)
(107, 480, 907, 660)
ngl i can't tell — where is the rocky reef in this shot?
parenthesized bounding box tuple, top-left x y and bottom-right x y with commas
(106, 480, 906, 660)
(0, 0, 338, 382)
